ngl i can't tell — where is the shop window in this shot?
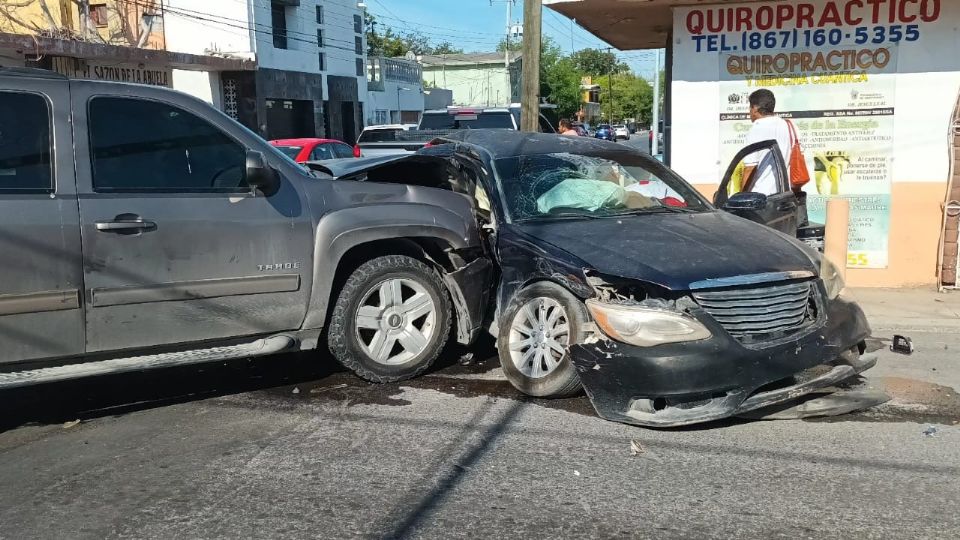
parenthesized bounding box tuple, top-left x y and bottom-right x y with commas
(88, 97, 246, 192)
(90, 4, 108, 28)
(0, 92, 52, 192)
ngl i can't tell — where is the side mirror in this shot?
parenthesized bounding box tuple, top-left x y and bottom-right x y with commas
(723, 191, 768, 211)
(245, 150, 280, 196)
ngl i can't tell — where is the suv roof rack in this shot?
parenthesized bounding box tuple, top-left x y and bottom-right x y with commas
(0, 67, 67, 80)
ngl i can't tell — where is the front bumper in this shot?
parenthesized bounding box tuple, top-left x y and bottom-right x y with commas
(569, 291, 873, 427)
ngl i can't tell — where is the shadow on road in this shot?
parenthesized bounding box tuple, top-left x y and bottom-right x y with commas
(0, 352, 342, 432)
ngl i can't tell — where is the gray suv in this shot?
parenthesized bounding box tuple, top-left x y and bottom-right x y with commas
(0, 69, 490, 388)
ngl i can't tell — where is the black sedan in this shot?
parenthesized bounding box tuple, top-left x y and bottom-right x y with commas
(308, 131, 874, 427)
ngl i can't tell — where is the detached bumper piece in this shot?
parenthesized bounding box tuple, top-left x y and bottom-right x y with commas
(573, 347, 876, 427)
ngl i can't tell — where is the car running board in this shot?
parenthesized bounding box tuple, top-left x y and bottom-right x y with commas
(0, 335, 295, 390)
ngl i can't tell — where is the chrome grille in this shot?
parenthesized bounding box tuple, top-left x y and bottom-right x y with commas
(692, 281, 816, 342)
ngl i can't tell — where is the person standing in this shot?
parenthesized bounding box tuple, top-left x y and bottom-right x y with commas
(558, 118, 579, 136)
(742, 89, 793, 195)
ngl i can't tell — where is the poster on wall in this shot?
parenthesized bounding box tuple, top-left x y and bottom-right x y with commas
(680, 0, 943, 269)
(719, 47, 898, 269)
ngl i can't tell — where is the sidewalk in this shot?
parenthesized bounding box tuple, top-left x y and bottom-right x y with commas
(851, 287, 960, 333)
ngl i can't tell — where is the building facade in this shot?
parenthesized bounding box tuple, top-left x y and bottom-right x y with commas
(366, 55, 424, 125)
(164, 0, 367, 143)
(578, 77, 601, 125)
(550, 0, 960, 289)
(420, 52, 521, 107)
(0, 1, 252, 92)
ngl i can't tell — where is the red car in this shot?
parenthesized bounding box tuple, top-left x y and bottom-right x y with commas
(269, 138, 357, 163)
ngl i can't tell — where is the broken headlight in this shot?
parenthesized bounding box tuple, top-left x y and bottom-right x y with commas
(820, 255, 845, 300)
(586, 300, 711, 347)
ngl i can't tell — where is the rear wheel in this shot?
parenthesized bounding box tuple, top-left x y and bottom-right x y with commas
(328, 255, 451, 383)
(497, 282, 585, 397)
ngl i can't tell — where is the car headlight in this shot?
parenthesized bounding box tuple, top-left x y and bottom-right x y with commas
(586, 299, 711, 347)
(820, 255, 845, 300)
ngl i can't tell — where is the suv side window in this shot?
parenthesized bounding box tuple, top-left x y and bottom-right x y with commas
(88, 97, 246, 192)
(0, 92, 52, 192)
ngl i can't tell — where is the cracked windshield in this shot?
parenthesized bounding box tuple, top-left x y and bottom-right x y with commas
(495, 152, 708, 221)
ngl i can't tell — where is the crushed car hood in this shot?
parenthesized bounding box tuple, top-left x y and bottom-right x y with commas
(515, 211, 815, 291)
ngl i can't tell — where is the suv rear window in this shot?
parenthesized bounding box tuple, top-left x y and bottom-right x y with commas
(358, 129, 402, 143)
(0, 91, 52, 192)
(419, 111, 514, 130)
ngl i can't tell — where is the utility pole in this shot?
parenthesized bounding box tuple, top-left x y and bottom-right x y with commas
(651, 48, 661, 155)
(504, 0, 513, 73)
(520, 0, 541, 132)
(603, 47, 614, 123)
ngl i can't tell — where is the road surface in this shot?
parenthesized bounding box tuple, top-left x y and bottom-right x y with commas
(1, 330, 958, 538)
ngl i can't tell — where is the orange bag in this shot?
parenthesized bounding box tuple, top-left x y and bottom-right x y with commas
(786, 119, 810, 190)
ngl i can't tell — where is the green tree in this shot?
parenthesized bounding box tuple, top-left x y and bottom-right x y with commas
(596, 73, 653, 124)
(570, 48, 629, 76)
(496, 37, 523, 52)
(365, 14, 463, 56)
(538, 37, 581, 119)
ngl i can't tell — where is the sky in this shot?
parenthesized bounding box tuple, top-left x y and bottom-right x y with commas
(363, 0, 661, 80)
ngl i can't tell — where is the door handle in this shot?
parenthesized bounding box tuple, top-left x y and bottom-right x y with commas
(777, 201, 797, 212)
(95, 219, 157, 233)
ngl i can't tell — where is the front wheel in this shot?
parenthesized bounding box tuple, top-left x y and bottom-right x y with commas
(328, 255, 452, 383)
(497, 282, 586, 398)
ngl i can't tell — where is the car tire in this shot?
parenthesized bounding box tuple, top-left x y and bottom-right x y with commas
(328, 255, 451, 383)
(497, 281, 585, 398)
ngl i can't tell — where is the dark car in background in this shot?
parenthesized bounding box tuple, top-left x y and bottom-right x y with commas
(310, 131, 874, 428)
(594, 124, 615, 142)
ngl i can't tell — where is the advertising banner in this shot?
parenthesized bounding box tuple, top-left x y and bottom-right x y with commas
(677, 0, 944, 269)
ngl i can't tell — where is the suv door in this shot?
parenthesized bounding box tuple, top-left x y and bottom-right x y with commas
(714, 140, 798, 236)
(71, 83, 314, 352)
(0, 76, 84, 364)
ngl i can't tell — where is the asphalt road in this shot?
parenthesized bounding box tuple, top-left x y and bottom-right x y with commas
(1, 329, 958, 539)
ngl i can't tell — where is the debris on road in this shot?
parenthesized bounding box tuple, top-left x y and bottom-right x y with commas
(923, 426, 939, 437)
(458, 352, 475, 366)
(292, 387, 300, 394)
(310, 383, 349, 395)
(891, 335, 915, 355)
(738, 388, 891, 420)
(630, 439, 645, 456)
(62, 420, 81, 429)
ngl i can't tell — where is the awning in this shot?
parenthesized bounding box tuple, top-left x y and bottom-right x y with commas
(0, 32, 255, 71)
(545, 0, 769, 50)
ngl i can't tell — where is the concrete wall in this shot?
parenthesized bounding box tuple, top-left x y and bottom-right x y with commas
(424, 88, 454, 110)
(366, 80, 424, 124)
(172, 69, 223, 109)
(422, 63, 516, 107)
(670, 0, 959, 287)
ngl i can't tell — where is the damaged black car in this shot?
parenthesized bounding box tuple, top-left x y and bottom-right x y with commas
(310, 131, 875, 428)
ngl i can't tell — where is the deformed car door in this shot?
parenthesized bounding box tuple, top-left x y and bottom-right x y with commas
(714, 140, 798, 235)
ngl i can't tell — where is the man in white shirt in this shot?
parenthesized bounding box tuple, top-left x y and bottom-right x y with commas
(743, 89, 791, 195)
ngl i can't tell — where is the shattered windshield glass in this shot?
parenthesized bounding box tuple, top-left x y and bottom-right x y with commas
(494, 152, 710, 222)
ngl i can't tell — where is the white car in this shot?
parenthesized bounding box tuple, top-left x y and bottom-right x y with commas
(613, 125, 630, 140)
